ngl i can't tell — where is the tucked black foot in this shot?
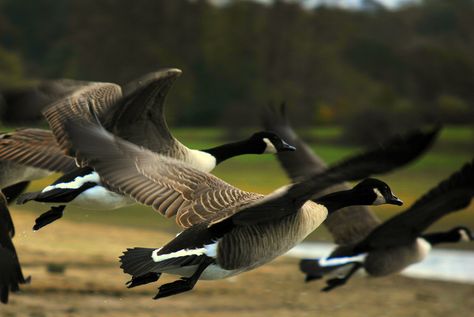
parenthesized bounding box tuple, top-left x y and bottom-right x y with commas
(33, 205, 65, 231)
(126, 272, 161, 288)
(305, 274, 323, 283)
(322, 277, 346, 292)
(321, 262, 362, 292)
(152, 257, 214, 300)
(154, 277, 195, 299)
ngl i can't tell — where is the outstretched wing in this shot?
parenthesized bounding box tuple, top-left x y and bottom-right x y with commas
(104, 68, 182, 154)
(42, 82, 123, 155)
(261, 103, 380, 244)
(356, 159, 474, 251)
(0, 128, 76, 173)
(65, 120, 262, 228)
(224, 126, 440, 226)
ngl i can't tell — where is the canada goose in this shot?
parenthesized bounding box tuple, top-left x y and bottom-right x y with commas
(17, 68, 295, 230)
(59, 119, 445, 300)
(262, 104, 440, 244)
(300, 159, 474, 291)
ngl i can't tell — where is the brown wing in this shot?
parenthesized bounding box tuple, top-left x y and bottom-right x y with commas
(104, 68, 182, 154)
(65, 120, 262, 228)
(0, 129, 76, 173)
(42, 82, 122, 155)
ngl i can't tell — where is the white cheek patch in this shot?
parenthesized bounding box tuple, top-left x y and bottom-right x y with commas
(373, 188, 386, 205)
(263, 138, 277, 154)
(459, 229, 471, 242)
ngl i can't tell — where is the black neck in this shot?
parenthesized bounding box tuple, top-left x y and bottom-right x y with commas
(422, 231, 461, 245)
(314, 189, 373, 214)
(201, 139, 261, 165)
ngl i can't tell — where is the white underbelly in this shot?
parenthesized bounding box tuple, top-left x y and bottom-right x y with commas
(70, 186, 135, 209)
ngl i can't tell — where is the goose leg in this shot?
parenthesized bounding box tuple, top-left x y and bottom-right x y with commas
(322, 262, 362, 292)
(126, 272, 161, 288)
(33, 205, 65, 231)
(153, 257, 214, 300)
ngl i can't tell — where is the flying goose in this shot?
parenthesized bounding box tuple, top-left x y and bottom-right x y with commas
(262, 104, 440, 244)
(17, 68, 295, 230)
(300, 159, 474, 291)
(59, 119, 448, 300)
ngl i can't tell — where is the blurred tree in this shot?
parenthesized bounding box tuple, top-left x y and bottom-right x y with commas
(0, 0, 472, 134)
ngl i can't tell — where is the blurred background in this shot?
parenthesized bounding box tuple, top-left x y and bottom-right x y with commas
(1, 0, 473, 316)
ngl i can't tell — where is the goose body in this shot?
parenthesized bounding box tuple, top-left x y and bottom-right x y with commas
(61, 120, 437, 299)
(16, 69, 294, 230)
(362, 238, 431, 276)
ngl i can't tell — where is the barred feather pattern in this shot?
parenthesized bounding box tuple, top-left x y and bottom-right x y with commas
(0, 129, 76, 173)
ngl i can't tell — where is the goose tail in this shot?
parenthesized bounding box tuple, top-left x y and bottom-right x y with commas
(120, 247, 158, 277)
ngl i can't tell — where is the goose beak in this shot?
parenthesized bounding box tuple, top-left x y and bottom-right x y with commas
(280, 140, 296, 152)
(388, 195, 403, 206)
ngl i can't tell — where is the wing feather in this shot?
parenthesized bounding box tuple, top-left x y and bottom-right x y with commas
(0, 129, 76, 173)
(65, 121, 261, 228)
(42, 83, 122, 155)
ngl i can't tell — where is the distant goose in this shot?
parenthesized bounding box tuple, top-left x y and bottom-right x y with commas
(17, 69, 295, 230)
(0, 128, 74, 304)
(261, 104, 440, 244)
(59, 119, 447, 300)
(300, 159, 474, 291)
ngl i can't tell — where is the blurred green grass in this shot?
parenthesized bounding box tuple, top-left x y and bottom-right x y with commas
(15, 125, 474, 248)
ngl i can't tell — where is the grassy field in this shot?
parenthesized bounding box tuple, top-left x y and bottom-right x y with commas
(15, 125, 474, 247)
(2, 212, 474, 317)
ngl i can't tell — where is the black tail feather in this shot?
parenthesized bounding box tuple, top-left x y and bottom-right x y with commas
(2, 182, 30, 205)
(120, 248, 160, 277)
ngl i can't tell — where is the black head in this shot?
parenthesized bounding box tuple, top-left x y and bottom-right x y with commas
(248, 131, 296, 154)
(353, 178, 403, 206)
(448, 226, 473, 242)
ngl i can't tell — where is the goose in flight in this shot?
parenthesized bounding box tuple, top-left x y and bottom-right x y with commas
(17, 69, 295, 230)
(58, 118, 443, 299)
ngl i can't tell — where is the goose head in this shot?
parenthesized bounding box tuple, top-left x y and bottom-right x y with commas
(315, 178, 402, 214)
(351, 178, 403, 206)
(247, 131, 296, 154)
(450, 226, 473, 242)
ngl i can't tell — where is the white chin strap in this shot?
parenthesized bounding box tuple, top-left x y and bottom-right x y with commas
(263, 138, 277, 154)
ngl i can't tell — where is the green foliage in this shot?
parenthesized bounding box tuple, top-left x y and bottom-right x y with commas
(1, 0, 473, 128)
